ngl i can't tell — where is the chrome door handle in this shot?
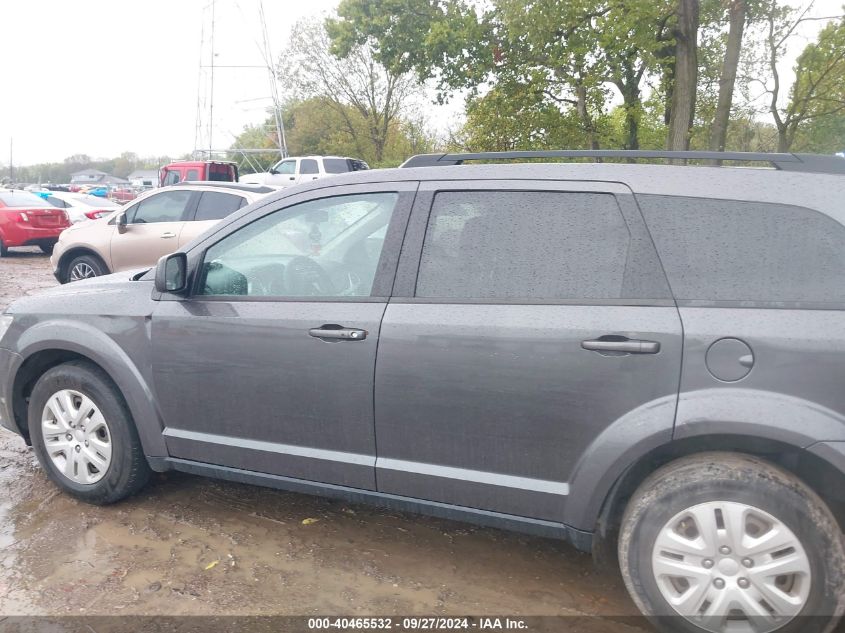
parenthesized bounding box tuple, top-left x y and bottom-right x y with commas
(581, 338, 660, 354)
(160, 232, 176, 239)
(309, 325, 368, 341)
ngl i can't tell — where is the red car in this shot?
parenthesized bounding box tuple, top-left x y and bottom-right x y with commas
(0, 190, 70, 256)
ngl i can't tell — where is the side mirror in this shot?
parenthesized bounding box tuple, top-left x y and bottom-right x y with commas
(116, 211, 128, 234)
(155, 252, 188, 294)
(269, 168, 278, 175)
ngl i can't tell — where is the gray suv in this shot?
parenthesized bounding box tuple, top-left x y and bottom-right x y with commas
(1, 150, 845, 633)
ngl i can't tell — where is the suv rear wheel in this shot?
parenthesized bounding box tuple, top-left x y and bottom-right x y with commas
(619, 452, 845, 633)
(65, 254, 106, 282)
(28, 361, 151, 504)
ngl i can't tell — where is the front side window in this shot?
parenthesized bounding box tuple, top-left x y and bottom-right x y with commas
(272, 160, 296, 175)
(639, 195, 845, 304)
(162, 170, 181, 186)
(128, 190, 193, 224)
(198, 192, 398, 298)
(416, 191, 631, 301)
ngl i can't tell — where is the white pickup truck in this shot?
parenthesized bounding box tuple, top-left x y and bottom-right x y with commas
(239, 155, 369, 187)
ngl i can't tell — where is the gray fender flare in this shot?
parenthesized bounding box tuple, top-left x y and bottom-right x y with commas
(564, 388, 845, 532)
(16, 319, 167, 458)
(564, 394, 677, 531)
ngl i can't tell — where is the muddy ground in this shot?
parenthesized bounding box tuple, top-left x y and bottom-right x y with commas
(0, 249, 643, 631)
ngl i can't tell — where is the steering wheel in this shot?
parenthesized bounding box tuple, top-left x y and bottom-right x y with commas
(284, 256, 336, 296)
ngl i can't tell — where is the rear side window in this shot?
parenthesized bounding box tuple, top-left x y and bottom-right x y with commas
(46, 197, 68, 208)
(639, 195, 845, 304)
(415, 191, 633, 301)
(195, 192, 247, 221)
(323, 159, 351, 173)
(186, 169, 200, 181)
(208, 163, 235, 181)
(300, 159, 319, 175)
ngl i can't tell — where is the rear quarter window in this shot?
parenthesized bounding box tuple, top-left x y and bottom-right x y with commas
(194, 191, 248, 221)
(638, 194, 845, 304)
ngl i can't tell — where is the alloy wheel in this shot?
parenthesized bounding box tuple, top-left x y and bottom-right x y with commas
(69, 262, 97, 281)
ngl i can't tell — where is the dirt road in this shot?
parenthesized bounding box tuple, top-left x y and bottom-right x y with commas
(0, 249, 642, 630)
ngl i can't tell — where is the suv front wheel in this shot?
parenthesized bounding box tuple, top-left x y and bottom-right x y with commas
(619, 452, 845, 633)
(28, 361, 151, 504)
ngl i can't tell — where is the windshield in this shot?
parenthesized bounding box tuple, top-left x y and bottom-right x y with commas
(0, 191, 50, 208)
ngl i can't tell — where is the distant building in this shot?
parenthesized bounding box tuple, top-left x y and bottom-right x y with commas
(127, 169, 159, 188)
(70, 169, 130, 186)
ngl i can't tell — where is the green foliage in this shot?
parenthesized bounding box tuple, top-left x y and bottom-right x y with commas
(230, 98, 438, 171)
(785, 19, 845, 151)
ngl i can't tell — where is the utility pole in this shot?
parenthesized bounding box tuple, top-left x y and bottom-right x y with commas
(208, 0, 216, 159)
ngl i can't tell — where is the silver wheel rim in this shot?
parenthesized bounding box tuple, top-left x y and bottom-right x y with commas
(652, 501, 811, 632)
(41, 389, 112, 485)
(69, 262, 97, 281)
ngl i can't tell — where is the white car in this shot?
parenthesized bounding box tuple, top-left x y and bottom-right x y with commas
(239, 155, 369, 187)
(42, 191, 121, 224)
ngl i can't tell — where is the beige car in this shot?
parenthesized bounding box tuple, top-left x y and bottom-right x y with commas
(51, 183, 274, 283)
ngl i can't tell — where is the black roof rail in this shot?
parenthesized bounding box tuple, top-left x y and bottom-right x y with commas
(399, 150, 845, 175)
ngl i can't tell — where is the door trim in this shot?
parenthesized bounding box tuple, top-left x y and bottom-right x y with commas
(163, 427, 570, 496)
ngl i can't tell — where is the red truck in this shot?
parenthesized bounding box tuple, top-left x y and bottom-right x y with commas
(159, 160, 239, 186)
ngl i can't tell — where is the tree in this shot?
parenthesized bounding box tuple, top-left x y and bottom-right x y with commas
(740, 1, 845, 151)
(666, 0, 700, 151)
(709, 0, 748, 152)
(279, 18, 420, 163)
(231, 98, 438, 169)
(329, 0, 682, 150)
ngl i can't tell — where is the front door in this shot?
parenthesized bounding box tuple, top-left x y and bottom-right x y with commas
(374, 181, 683, 522)
(150, 182, 416, 490)
(267, 158, 298, 187)
(110, 189, 196, 272)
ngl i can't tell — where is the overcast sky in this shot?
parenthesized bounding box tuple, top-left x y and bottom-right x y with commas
(0, 0, 841, 166)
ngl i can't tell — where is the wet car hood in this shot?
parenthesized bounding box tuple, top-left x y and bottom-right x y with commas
(5, 268, 154, 316)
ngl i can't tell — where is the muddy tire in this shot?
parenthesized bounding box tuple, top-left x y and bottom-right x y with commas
(28, 361, 151, 504)
(65, 254, 106, 283)
(619, 452, 845, 633)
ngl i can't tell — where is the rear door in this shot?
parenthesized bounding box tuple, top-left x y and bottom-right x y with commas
(374, 180, 683, 522)
(298, 158, 321, 185)
(178, 190, 248, 249)
(110, 189, 196, 271)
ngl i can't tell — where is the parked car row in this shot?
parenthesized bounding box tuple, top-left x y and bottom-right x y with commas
(2, 150, 845, 633)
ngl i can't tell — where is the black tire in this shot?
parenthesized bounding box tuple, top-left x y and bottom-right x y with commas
(64, 253, 107, 283)
(28, 360, 151, 504)
(619, 452, 845, 633)
(0, 238, 7, 257)
(39, 242, 55, 255)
